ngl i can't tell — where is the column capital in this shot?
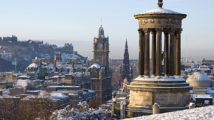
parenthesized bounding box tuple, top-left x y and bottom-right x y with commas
(151, 30, 156, 35)
(176, 28, 183, 34)
(155, 28, 162, 32)
(142, 28, 150, 33)
(163, 28, 170, 34)
(138, 29, 143, 32)
(169, 28, 176, 34)
(164, 31, 169, 35)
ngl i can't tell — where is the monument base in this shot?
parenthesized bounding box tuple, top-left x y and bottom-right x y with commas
(127, 76, 192, 117)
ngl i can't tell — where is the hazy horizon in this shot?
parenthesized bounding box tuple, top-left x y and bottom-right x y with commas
(0, 0, 214, 60)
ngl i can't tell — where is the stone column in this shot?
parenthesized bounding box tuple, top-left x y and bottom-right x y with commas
(111, 97, 116, 117)
(164, 32, 169, 76)
(93, 43, 96, 60)
(151, 30, 156, 76)
(156, 29, 162, 76)
(120, 101, 126, 119)
(138, 29, 144, 76)
(169, 30, 175, 76)
(144, 29, 150, 76)
(175, 29, 181, 76)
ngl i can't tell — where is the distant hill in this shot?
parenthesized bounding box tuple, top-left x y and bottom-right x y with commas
(0, 36, 83, 72)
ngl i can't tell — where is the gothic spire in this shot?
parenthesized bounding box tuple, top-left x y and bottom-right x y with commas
(125, 39, 128, 50)
(122, 39, 130, 82)
(124, 39, 129, 59)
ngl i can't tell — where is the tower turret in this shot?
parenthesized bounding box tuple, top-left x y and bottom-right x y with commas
(93, 25, 109, 73)
(98, 25, 105, 38)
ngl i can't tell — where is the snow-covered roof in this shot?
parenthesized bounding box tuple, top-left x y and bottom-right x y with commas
(144, 7, 181, 14)
(61, 53, 81, 62)
(90, 63, 101, 69)
(187, 72, 212, 82)
(206, 88, 214, 94)
(88, 89, 95, 93)
(135, 76, 186, 82)
(198, 65, 210, 71)
(50, 92, 68, 101)
(28, 63, 38, 68)
(16, 79, 29, 88)
(52, 75, 60, 78)
(18, 75, 30, 79)
(195, 94, 212, 99)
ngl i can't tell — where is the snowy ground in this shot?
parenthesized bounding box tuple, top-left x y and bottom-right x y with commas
(126, 106, 214, 120)
(51, 101, 112, 120)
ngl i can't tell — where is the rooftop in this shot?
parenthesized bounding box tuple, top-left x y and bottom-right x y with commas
(187, 72, 212, 82)
(142, 0, 183, 15)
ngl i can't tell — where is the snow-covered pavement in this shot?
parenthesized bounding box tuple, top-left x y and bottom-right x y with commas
(126, 106, 214, 120)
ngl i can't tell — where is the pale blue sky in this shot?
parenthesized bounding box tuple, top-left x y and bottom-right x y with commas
(0, 0, 214, 59)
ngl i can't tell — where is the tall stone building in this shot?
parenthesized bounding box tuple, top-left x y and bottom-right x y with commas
(89, 25, 112, 106)
(121, 40, 131, 82)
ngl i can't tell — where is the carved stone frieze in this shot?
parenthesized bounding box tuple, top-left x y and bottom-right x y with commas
(139, 18, 182, 29)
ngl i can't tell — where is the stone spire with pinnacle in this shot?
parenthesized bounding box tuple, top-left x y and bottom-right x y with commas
(98, 25, 104, 38)
(121, 39, 130, 82)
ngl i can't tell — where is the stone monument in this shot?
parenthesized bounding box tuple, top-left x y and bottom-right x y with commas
(127, 0, 192, 116)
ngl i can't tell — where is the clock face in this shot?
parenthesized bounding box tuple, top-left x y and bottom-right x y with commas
(97, 43, 103, 49)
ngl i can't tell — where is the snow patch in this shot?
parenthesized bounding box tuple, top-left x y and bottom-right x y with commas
(144, 7, 181, 14)
(50, 92, 68, 101)
(28, 63, 38, 68)
(90, 63, 101, 69)
(126, 106, 214, 120)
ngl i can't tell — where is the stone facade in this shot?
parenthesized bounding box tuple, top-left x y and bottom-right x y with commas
(128, 77, 192, 108)
(54, 54, 62, 62)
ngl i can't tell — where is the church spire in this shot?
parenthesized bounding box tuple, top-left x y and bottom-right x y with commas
(124, 39, 129, 59)
(122, 39, 130, 82)
(125, 39, 128, 50)
(124, 39, 129, 58)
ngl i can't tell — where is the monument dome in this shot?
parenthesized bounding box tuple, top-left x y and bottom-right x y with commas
(144, 7, 181, 14)
(187, 72, 212, 87)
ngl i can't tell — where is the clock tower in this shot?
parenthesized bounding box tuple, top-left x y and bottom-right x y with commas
(93, 25, 109, 73)
(89, 25, 112, 107)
